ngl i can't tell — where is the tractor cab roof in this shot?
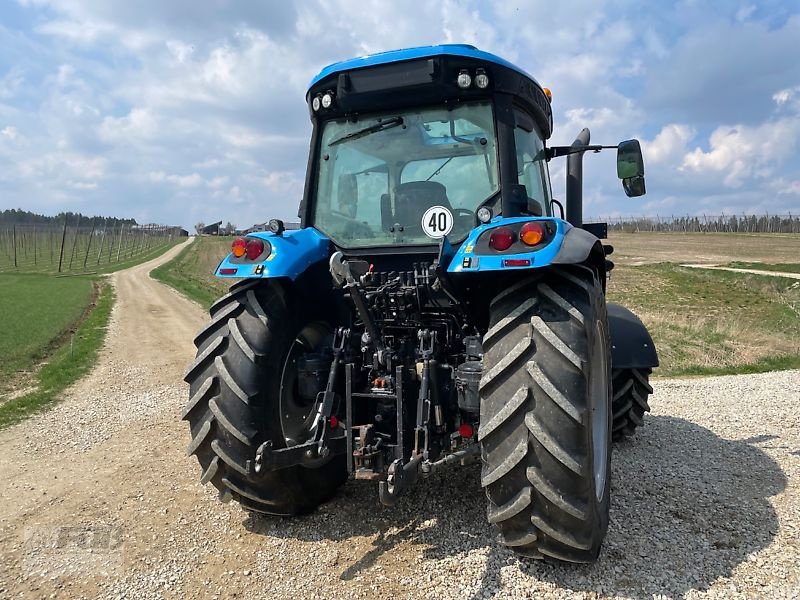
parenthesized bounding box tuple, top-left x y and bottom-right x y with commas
(306, 44, 552, 139)
(308, 44, 539, 89)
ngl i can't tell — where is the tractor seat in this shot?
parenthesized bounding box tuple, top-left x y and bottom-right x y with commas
(393, 181, 451, 228)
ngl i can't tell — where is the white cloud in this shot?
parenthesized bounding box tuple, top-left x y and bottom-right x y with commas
(1, 125, 19, 140)
(645, 124, 696, 165)
(67, 180, 98, 190)
(0, 66, 26, 98)
(777, 180, 800, 196)
(98, 108, 157, 142)
(165, 40, 194, 63)
(682, 117, 800, 187)
(735, 5, 757, 22)
(149, 171, 204, 188)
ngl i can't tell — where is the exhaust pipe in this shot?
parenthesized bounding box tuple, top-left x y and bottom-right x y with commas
(566, 128, 591, 228)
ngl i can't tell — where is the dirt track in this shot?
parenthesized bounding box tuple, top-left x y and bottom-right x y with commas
(1, 240, 799, 599)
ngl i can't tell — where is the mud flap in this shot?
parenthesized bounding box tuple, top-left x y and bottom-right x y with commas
(607, 303, 658, 370)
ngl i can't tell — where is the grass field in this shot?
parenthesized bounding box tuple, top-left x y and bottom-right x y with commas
(608, 264, 800, 376)
(150, 236, 233, 308)
(0, 281, 114, 429)
(155, 234, 800, 377)
(608, 232, 800, 265)
(0, 239, 178, 427)
(0, 274, 95, 398)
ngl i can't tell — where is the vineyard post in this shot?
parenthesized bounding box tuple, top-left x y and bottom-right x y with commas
(83, 220, 96, 270)
(68, 222, 80, 270)
(116, 223, 125, 262)
(58, 217, 68, 273)
(96, 225, 107, 265)
(12, 225, 17, 268)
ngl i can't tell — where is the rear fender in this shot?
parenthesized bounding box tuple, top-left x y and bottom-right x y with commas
(607, 303, 659, 369)
(448, 217, 602, 274)
(214, 228, 330, 281)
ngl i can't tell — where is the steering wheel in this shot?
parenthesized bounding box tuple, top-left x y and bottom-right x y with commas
(453, 208, 475, 227)
(342, 220, 374, 240)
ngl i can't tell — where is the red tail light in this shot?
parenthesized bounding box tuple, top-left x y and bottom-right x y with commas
(245, 239, 265, 260)
(489, 227, 515, 251)
(231, 237, 246, 257)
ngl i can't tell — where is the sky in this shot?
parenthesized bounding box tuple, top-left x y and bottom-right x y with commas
(0, 0, 799, 230)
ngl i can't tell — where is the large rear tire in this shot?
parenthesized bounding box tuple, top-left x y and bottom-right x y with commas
(182, 279, 347, 515)
(479, 267, 612, 563)
(611, 368, 653, 440)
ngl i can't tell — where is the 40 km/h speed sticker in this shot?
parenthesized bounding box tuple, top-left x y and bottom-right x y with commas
(421, 205, 453, 239)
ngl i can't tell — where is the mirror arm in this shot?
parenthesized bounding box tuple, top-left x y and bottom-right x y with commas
(547, 144, 619, 160)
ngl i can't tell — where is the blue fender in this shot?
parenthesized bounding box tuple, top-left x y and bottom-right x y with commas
(449, 217, 600, 273)
(214, 228, 330, 280)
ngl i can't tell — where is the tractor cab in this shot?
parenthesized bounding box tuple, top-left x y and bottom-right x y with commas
(302, 45, 555, 253)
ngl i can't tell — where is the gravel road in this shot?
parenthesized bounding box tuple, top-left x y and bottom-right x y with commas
(1, 241, 799, 599)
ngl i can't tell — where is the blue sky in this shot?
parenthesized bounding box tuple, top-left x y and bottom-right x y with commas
(1, 0, 798, 230)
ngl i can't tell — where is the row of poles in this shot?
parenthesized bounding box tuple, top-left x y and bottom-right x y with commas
(1, 221, 176, 272)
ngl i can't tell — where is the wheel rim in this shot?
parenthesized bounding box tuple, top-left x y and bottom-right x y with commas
(279, 322, 332, 447)
(590, 321, 610, 501)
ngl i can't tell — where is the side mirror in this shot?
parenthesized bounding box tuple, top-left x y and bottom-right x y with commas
(617, 139, 646, 197)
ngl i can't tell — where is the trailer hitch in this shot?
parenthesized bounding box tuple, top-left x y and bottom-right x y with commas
(378, 455, 422, 506)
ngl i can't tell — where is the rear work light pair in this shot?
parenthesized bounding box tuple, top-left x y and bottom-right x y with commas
(231, 237, 268, 261)
(457, 67, 489, 89)
(488, 222, 546, 251)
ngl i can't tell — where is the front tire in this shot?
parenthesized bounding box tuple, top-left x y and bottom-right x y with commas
(611, 368, 653, 440)
(479, 267, 612, 563)
(182, 279, 347, 515)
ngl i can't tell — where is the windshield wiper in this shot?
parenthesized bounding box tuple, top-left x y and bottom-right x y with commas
(329, 116, 404, 146)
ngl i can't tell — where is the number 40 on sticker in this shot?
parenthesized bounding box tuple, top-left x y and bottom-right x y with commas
(421, 206, 453, 239)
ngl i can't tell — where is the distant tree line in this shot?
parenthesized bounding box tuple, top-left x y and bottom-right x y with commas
(591, 214, 800, 234)
(0, 209, 137, 228)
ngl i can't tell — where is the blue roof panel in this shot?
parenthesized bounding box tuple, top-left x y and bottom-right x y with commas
(308, 44, 537, 89)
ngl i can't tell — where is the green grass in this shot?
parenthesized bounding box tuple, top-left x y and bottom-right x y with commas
(151, 237, 233, 309)
(0, 273, 95, 398)
(609, 263, 800, 376)
(725, 261, 800, 274)
(0, 239, 179, 428)
(0, 282, 114, 430)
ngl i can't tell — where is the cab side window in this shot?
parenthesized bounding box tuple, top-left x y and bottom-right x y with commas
(513, 112, 551, 216)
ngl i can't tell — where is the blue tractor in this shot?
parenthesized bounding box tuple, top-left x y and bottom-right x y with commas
(184, 45, 658, 563)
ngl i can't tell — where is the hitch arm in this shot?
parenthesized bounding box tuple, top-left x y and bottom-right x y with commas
(310, 327, 348, 456)
(329, 252, 386, 358)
